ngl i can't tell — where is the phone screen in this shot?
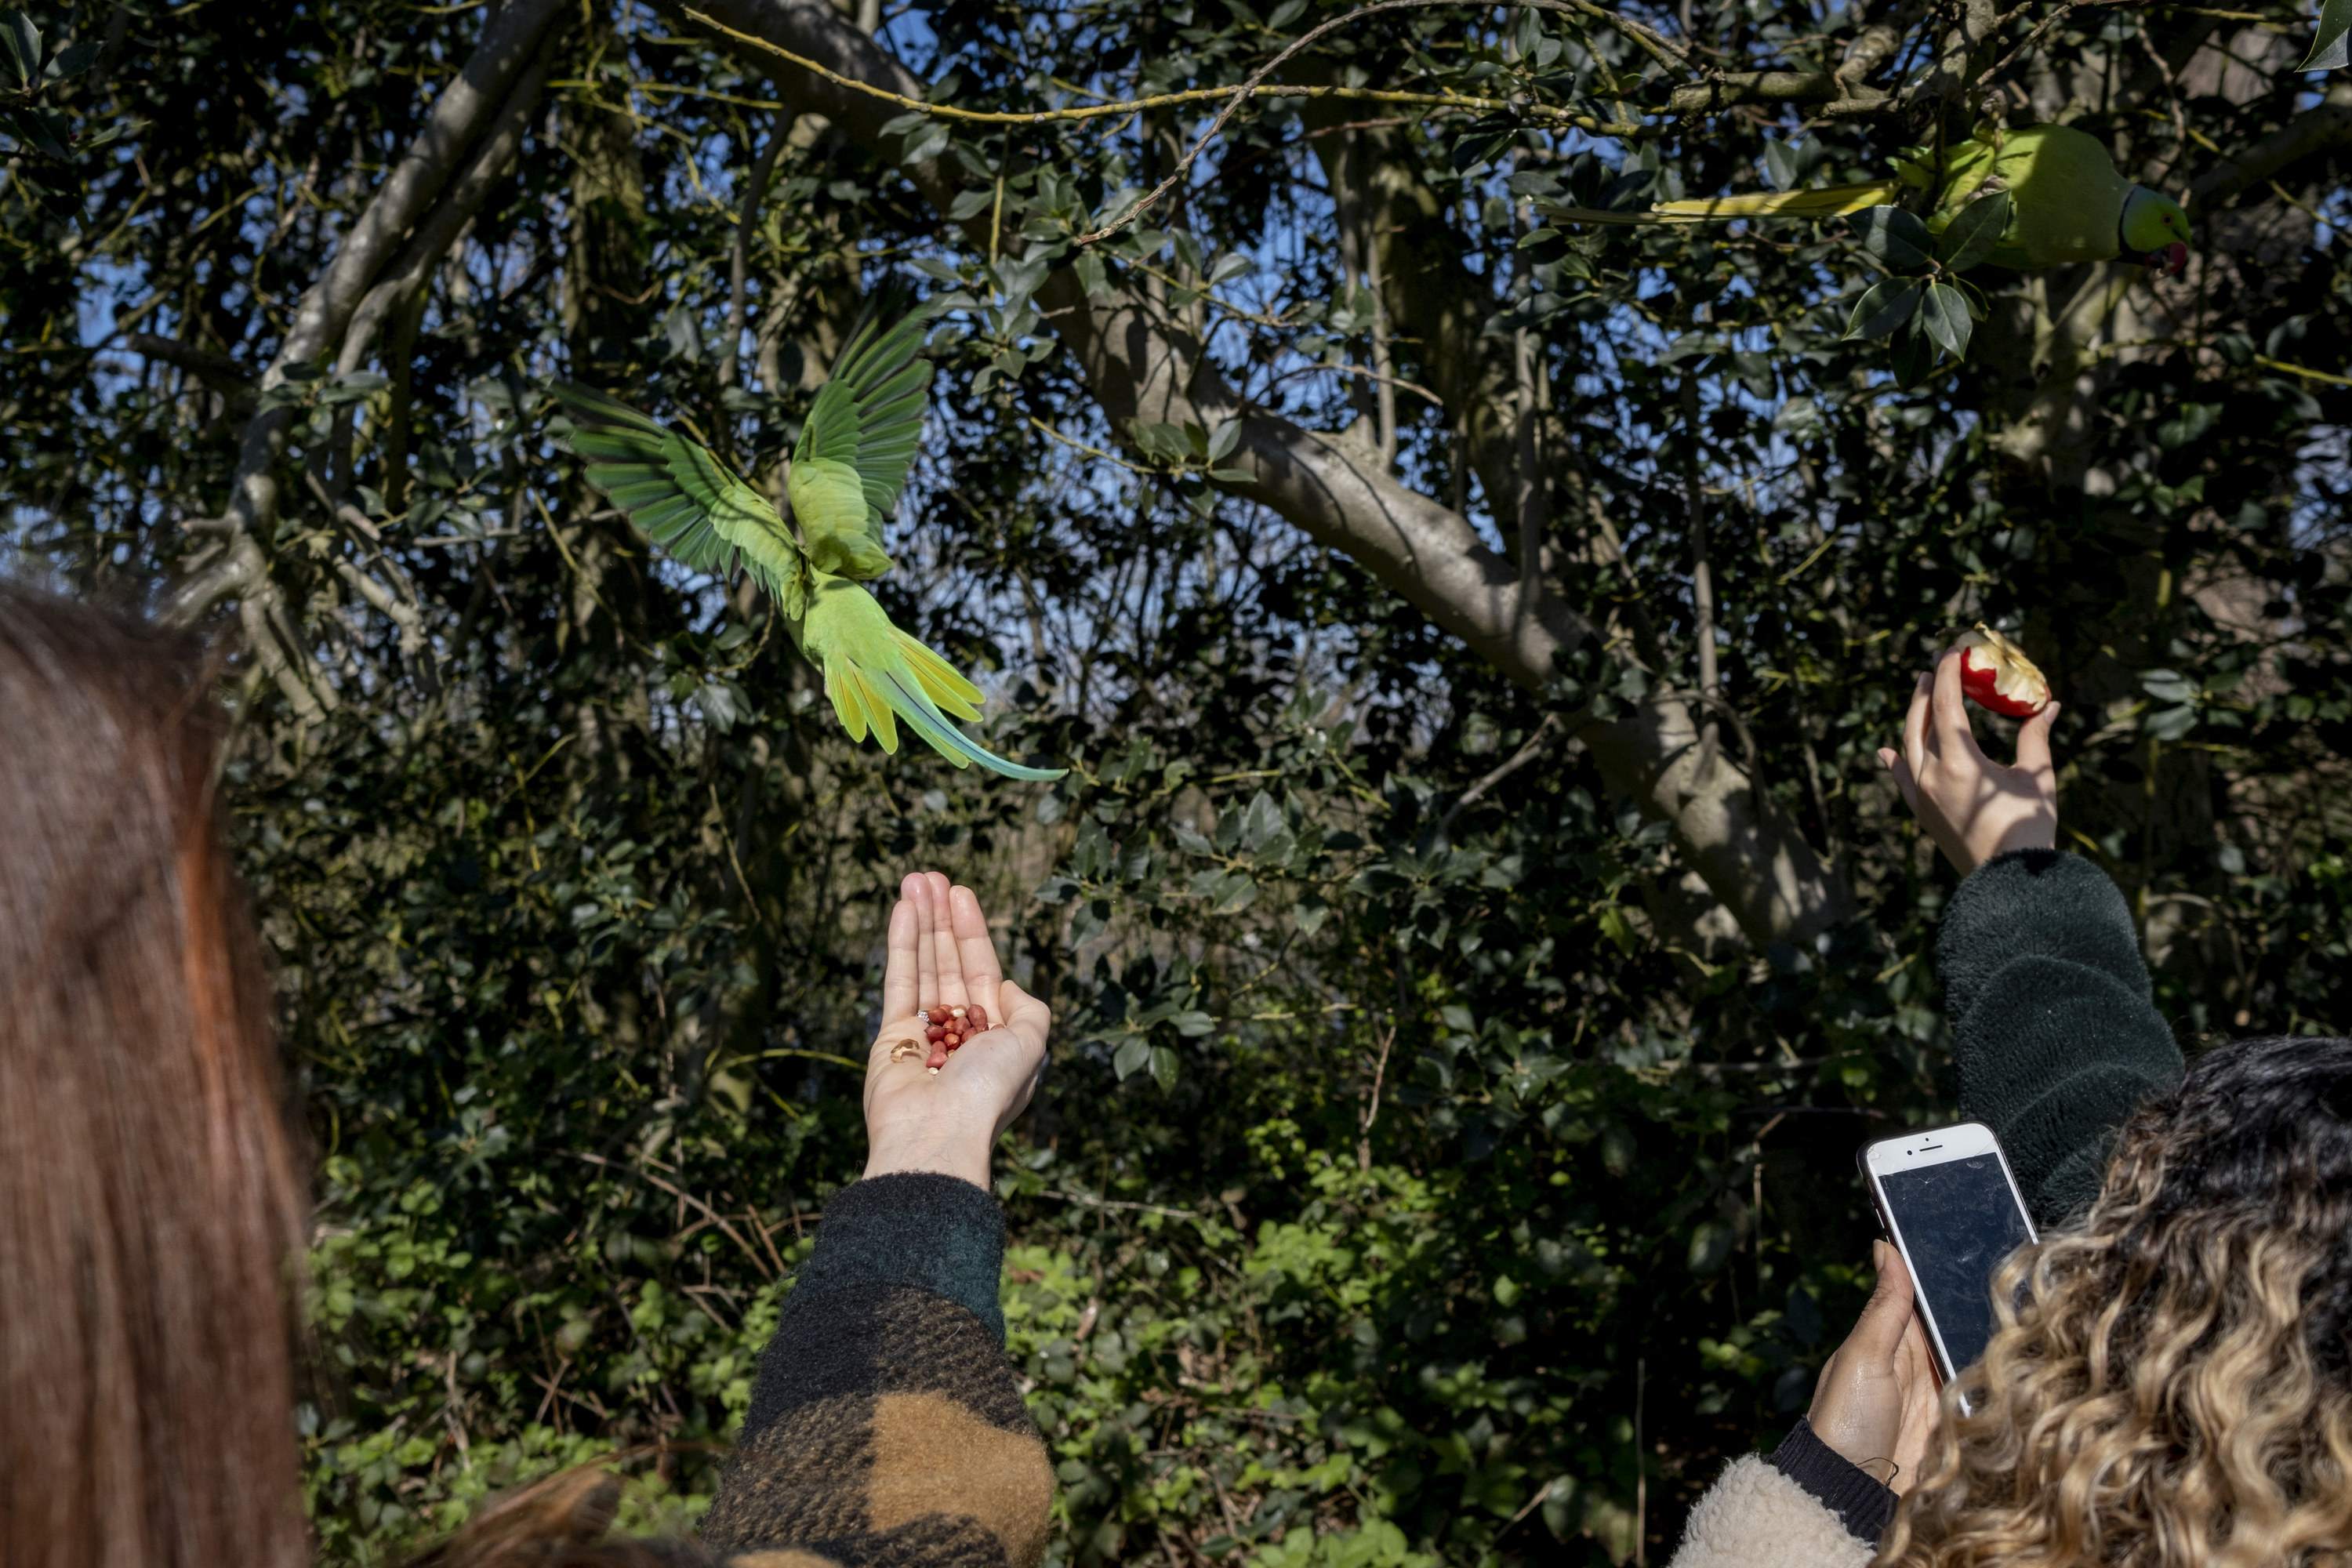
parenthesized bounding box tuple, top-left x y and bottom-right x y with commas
(1877, 1154, 2034, 1374)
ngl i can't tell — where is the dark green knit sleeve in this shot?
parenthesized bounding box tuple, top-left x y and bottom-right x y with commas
(699, 1172, 1053, 1568)
(1938, 849, 2184, 1225)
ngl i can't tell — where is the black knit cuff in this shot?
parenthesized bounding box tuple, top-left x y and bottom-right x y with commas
(1766, 1418, 1896, 1545)
(789, 1171, 1007, 1343)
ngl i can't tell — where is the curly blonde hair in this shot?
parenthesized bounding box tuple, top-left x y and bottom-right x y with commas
(1879, 1035, 2352, 1568)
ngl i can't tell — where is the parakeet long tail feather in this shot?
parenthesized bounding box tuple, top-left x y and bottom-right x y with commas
(1650, 180, 1901, 220)
(876, 666, 1066, 780)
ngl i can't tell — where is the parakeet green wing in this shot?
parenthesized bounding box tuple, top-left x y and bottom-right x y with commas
(547, 382, 812, 618)
(797, 573, 1065, 781)
(786, 303, 935, 580)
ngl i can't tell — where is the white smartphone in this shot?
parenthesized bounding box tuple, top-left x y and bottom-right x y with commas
(1859, 1122, 2038, 1385)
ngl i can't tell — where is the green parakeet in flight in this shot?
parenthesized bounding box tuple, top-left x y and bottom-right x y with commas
(1563, 125, 2192, 275)
(548, 305, 1065, 782)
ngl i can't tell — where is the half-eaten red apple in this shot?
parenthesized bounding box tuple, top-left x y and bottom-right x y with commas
(1955, 624, 2051, 718)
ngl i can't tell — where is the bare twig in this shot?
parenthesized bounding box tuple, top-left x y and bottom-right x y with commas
(1438, 711, 1569, 835)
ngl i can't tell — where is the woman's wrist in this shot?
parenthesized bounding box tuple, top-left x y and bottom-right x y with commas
(864, 1122, 993, 1189)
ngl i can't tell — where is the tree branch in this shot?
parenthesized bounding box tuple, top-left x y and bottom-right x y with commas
(123, 334, 255, 412)
(678, 0, 1860, 945)
(338, 37, 560, 378)
(168, 0, 567, 674)
(2188, 80, 2352, 212)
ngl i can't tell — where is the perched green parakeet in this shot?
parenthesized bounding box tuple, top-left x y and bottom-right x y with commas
(1563, 125, 2192, 275)
(548, 307, 1065, 782)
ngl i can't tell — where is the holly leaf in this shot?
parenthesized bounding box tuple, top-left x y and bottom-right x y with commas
(1856, 206, 1931, 270)
(1921, 281, 1973, 359)
(1937, 190, 2012, 271)
(1843, 278, 1922, 341)
(2301, 0, 2352, 69)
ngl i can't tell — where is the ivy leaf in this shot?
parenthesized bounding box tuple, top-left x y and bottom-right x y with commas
(1920, 281, 1973, 360)
(1855, 206, 1932, 271)
(1937, 191, 2011, 271)
(2301, 0, 2352, 69)
(1843, 278, 1922, 340)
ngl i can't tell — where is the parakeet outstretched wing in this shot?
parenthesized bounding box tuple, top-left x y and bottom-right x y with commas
(798, 573, 1065, 781)
(547, 383, 812, 618)
(786, 302, 935, 580)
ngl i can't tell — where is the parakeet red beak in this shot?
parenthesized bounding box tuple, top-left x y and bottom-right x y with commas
(2148, 241, 2188, 277)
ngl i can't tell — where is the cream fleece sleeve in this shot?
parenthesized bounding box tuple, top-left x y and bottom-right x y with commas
(1668, 1456, 1876, 1568)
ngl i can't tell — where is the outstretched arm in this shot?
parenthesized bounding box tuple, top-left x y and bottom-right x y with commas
(1879, 649, 2183, 1226)
(699, 873, 1054, 1568)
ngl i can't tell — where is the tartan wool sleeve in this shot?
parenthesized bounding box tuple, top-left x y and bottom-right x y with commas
(698, 1173, 1054, 1568)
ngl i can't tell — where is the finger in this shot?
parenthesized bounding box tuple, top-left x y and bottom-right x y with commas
(910, 873, 943, 1011)
(1902, 673, 1934, 781)
(949, 884, 1003, 1008)
(2014, 699, 2060, 779)
(880, 894, 919, 1022)
(1845, 1240, 1921, 1364)
(1932, 649, 1980, 760)
(996, 974, 1051, 1050)
(925, 871, 967, 1009)
(1877, 748, 1920, 811)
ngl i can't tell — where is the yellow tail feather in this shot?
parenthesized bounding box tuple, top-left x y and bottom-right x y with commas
(826, 662, 870, 743)
(891, 629, 985, 720)
(1650, 180, 1901, 220)
(845, 666, 898, 753)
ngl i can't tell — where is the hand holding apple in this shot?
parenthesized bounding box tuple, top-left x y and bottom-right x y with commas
(1878, 645, 2060, 877)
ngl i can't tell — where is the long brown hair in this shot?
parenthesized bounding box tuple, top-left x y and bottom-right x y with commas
(0, 583, 308, 1566)
(1881, 1033, 2352, 1567)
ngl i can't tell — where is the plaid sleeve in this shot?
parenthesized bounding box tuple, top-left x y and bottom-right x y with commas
(699, 1173, 1052, 1568)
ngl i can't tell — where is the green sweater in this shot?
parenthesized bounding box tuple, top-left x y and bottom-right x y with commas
(1939, 849, 2184, 1225)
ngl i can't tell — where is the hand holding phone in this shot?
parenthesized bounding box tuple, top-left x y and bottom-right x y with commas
(1808, 1241, 1941, 1493)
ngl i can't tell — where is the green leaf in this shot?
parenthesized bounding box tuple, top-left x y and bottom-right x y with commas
(1149, 1044, 1180, 1091)
(1842, 278, 1922, 341)
(0, 10, 38, 91)
(1073, 250, 1111, 300)
(1112, 1036, 1151, 1080)
(1239, 791, 1281, 853)
(1206, 419, 1240, 461)
(2301, 0, 2352, 69)
(1920, 282, 1972, 359)
(1887, 320, 1937, 388)
(47, 37, 96, 80)
(946, 187, 993, 221)
(1936, 189, 2011, 270)
(898, 118, 950, 166)
(1855, 206, 1931, 270)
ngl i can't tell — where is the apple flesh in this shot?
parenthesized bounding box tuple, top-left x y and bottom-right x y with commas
(1955, 624, 2051, 718)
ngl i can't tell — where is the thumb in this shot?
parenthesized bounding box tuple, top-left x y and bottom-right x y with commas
(1847, 1240, 1919, 1363)
(2014, 699, 2060, 776)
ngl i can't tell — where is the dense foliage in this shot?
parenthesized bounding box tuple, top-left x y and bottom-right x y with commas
(4, 0, 2349, 1561)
